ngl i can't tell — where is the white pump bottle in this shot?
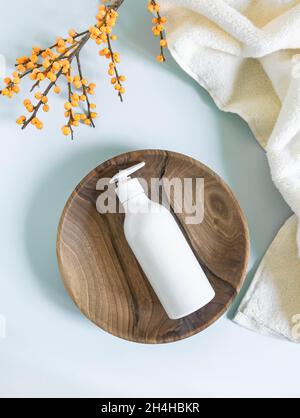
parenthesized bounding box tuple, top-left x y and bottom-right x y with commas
(108, 162, 215, 320)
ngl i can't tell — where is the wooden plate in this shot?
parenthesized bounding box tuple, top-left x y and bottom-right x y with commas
(57, 150, 250, 344)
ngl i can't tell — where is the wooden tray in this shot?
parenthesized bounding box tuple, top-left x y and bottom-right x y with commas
(57, 150, 250, 344)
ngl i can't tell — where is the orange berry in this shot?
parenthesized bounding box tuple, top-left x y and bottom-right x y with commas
(119, 75, 126, 82)
(43, 104, 49, 112)
(41, 96, 48, 104)
(47, 72, 57, 82)
(42, 59, 50, 68)
(72, 93, 80, 101)
(64, 102, 72, 110)
(17, 65, 26, 72)
(62, 126, 71, 136)
(16, 116, 26, 125)
(52, 62, 61, 71)
(56, 37, 65, 47)
(30, 54, 39, 63)
(99, 48, 109, 56)
(32, 46, 41, 54)
(90, 103, 96, 109)
(26, 62, 36, 70)
(37, 73, 45, 81)
(156, 54, 165, 63)
(17, 56, 28, 65)
(1, 88, 9, 96)
(54, 86, 61, 94)
(68, 29, 77, 37)
(113, 53, 120, 63)
(26, 104, 34, 113)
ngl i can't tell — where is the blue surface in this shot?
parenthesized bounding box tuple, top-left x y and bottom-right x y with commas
(0, 0, 298, 397)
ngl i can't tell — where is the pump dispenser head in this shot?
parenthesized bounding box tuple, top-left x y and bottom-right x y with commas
(110, 162, 146, 204)
(110, 162, 146, 185)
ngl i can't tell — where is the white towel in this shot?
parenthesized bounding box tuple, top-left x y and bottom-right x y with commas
(159, 0, 300, 342)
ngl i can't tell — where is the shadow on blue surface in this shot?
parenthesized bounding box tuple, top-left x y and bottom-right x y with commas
(24, 144, 134, 315)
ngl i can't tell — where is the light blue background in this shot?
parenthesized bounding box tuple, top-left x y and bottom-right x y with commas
(0, 0, 299, 398)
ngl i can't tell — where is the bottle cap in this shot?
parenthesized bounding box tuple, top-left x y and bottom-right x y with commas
(109, 162, 146, 184)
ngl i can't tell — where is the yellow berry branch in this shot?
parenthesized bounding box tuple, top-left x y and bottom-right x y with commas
(148, 0, 168, 62)
(29, 41, 80, 93)
(1, 0, 168, 139)
(106, 34, 126, 102)
(22, 34, 90, 132)
(22, 68, 64, 131)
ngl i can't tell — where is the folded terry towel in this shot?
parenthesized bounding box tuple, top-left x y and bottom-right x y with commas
(159, 0, 300, 342)
(235, 215, 300, 342)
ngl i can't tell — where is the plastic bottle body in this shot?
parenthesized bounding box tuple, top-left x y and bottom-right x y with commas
(123, 194, 216, 320)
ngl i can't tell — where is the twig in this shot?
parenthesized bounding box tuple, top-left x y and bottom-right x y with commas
(106, 34, 123, 102)
(108, 0, 125, 10)
(14, 29, 90, 67)
(67, 73, 74, 141)
(30, 41, 79, 92)
(75, 54, 95, 128)
(22, 68, 63, 130)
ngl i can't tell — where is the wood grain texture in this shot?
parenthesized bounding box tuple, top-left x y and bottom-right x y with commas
(57, 150, 250, 344)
